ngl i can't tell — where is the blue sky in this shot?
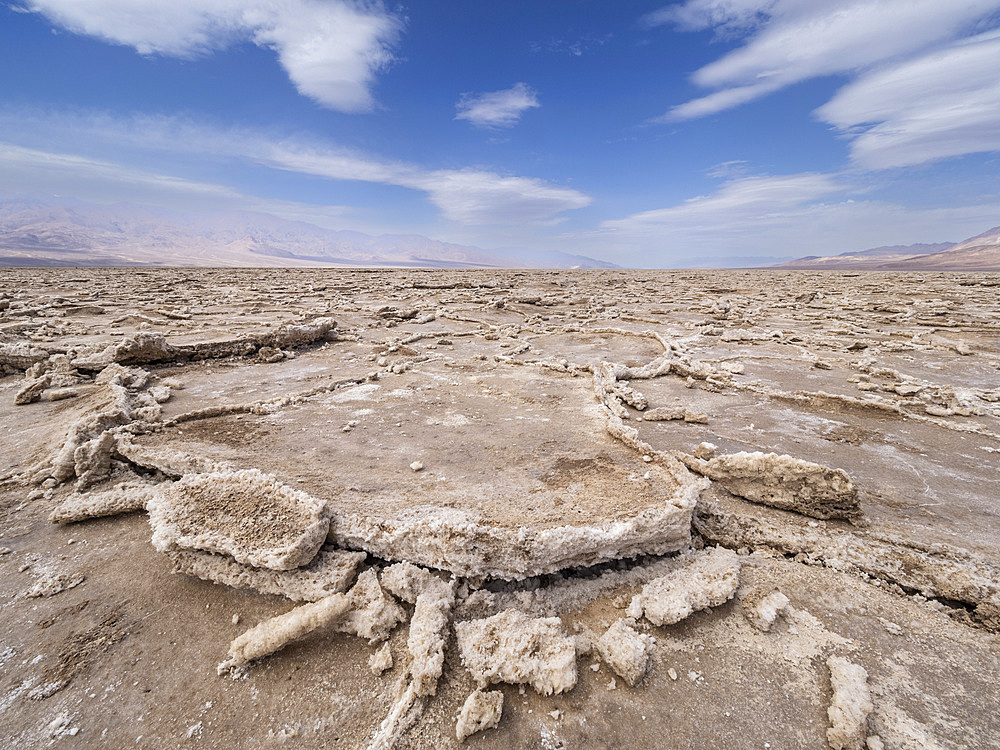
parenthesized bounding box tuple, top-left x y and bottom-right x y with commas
(2, 0, 999, 266)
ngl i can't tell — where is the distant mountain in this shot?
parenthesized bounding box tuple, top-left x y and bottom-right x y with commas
(890, 226, 1000, 271)
(771, 242, 953, 269)
(0, 195, 618, 269)
(771, 226, 1000, 271)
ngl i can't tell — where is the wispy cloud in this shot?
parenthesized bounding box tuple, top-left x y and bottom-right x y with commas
(816, 29, 1000, 169)
(529, 33, 612, 57)
(651, 0, 1000, 121)
(589, 170, 1000, 263)
(0, 109, 590, 226)
(601, 173, 848, 233)
(0, 141, 245, 200)
(21, 0, 403, 112)
(455, 83, 540, 128)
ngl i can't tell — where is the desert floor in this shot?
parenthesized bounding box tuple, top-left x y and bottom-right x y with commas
(1, 268, 998, 749)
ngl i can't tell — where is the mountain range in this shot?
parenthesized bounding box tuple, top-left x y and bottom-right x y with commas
(0, 195, 618, 269)
(772, 226, 1000, 271)
(2, 195, 997, 271)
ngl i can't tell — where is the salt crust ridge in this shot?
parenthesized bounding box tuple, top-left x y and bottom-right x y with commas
(26, 364, 164, 489)
(169, 547, 366, 602)
(70, 318, 337, 371)
(694, 495, 1000, 629)
(682, 451, 861, 520)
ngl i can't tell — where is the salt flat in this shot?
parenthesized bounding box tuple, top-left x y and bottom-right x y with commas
(1, 268, 998, 749)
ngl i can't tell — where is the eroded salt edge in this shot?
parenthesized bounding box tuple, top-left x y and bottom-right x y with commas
(329, 475, 706, 580)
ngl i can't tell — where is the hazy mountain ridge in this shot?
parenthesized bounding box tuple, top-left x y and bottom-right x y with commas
(0, 196, 618, 269)
(773, 227, 1000, 271)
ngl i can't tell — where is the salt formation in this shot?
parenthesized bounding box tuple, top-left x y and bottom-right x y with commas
(49, 483, 157, 524)
(218, 593, 352, 674)
(455, 609, 577, 695)
(72, 331, 176, 370)
(694, 495, 1000, 628)
(69, 318, 337, 370)
(741, 587, 790, 632)
(628, 547, 741, 626)
(381, 562, 456, 696)
(594, 618, 653, 686)
(14, 374, 49, 405)
(147, 469, 329, 571)
(0, 340, 49, 372)
(330, 480, 701, 581)
(26, 572, 85, 598)
(218, 569, 404, 674)
(826, 657, 874, 750)
(4, 268, 999, 748)
(116, 439, 225, 478)
(30, 364, 162, 489)
(169, 547, 366, 602)
(369, 643, 393, 675)
(683, 451, 861, 520)
(335, 569, 407, 644)
(455, 689, 504, 742)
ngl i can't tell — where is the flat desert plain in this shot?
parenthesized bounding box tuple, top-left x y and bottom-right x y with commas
(1, 268, 999, 749)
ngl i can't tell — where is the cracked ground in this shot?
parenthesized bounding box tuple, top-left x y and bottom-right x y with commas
(1, 268, 999, 749)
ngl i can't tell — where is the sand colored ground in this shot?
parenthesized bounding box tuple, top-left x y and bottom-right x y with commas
(1, 267, 999, 749)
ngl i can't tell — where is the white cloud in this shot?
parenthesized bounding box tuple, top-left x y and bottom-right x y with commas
(0, 110, 590, 226)
(408, 169, 589, 224)
(22, 0, 402, 112)
(816, 30, 1000, 168)
(653, 0, 1000, 120)
(589, 171, 1000, 264)
(455, 83, 540, 128)
(0, 142, 245, 200)
(601, 173, 847, 233)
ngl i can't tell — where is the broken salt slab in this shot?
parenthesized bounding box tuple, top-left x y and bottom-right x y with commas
(685, 451, 861, 520)
(631, 546, 740, 626)
(826, 657, 873, 750)
(147, 468, 329, 571)
(169, 547, 365, 602)
(50, 483, 157, 524)
(381, 562, 456, 696)
(742, 588, 790, 632)
(595, 618, 653, 686)
(455, 609, 577, 695)
(456, 689, 503, 742)
(218, 569, 404, 673)
(369, 642, 393, 675)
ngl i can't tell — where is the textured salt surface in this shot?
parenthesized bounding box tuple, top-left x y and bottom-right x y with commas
(2, 268, 999, 750)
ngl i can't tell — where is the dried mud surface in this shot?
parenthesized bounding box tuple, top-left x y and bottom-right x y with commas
(1, 267, 999, 749)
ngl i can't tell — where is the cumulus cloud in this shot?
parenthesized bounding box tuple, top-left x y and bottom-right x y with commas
(652, 0, 1000, 121)
(455, 83, 541, 128)
(0, 110, 590, 226)
(22, 0, 402, 112)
